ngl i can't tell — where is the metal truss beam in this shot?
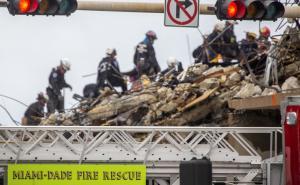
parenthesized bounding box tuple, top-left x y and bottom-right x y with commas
(0, 126, 282, 184)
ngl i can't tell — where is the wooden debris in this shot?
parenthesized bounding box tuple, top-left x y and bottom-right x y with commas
(87, 93, 157, 121)
(178, 87, 218, 112)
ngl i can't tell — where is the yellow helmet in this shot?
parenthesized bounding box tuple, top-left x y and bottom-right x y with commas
(246, 32, 257, 39)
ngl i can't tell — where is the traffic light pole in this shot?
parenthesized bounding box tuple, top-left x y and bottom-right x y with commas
(77, 1, 300, 18)
(284, 6, 300, 18)
(0, 0, 299, 18)
(77, 1, 216, 15)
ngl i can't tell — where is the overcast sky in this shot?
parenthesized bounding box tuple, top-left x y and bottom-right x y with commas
(0, 0, 286, 125)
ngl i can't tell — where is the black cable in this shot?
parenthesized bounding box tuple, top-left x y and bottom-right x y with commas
(0, 104, 20, 126)
(0, 93, 46, 116)
(0, 94, 28, 107)
(0, 92, 74, 113)
(0, 93, 74, 114)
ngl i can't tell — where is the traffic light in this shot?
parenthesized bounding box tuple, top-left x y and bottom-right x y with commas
(215, 0, 285, 21)
(7, 0, 77, 15)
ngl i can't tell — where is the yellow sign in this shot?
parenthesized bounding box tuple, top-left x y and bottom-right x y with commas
(8, 164, 146, 185)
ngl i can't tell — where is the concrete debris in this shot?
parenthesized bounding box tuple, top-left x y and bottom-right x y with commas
(234, 83, 262, 99)
(189, 64, 209, 76)
(199, 78, 220, 90)
(224, 72, 241, 86)
(261, 85, 281, 96)
(159, 101, 178, 114)
(87, 93, 157, 121)
(281, 76, 300, 91)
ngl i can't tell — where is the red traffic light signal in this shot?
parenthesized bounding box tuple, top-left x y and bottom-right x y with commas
(215, 0, 285, 20)
(11, 0, 38, 13)
(18, 0, 30, 13)
(7, 0, 77, 15)
(227, 1, 246, 19)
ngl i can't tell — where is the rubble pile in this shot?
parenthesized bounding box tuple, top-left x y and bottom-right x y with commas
(39, 26, 300, 127)
(40, 63, 298, 127)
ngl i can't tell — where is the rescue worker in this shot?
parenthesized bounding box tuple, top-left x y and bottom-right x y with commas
(258, 26, 271, 53)
(97, 48, 127, 93)
(240, 32, 258, 59)
(160, 57, 183, 76)
(193, 23, 226, 66)
(22, 93, 47, 125)
(46, 59, 72, 114)
(83, 83, 99, 99)
(192, 34, 209, 64)
(240, 32, 267, 75)
(222, 21, 240, 64)
(223, 21, 237, 42)
(159, 57, 183, 89)
(133, 30, 161, 79)
(206, 22, 226, 64)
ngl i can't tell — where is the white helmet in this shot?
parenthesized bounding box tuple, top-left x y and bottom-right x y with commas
(214, 22, 225, 32)
(60, 58, 71, 71)
(106, 48, 117, 56)
(167, 57, 178, 67)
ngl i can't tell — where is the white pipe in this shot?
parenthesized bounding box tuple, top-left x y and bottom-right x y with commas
(77, 1, 300, 18)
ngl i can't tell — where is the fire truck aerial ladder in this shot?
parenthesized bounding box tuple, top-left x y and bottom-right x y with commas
(0, 126, 283, 184)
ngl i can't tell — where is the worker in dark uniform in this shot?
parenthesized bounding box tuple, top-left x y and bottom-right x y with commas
(222, 20, 240, 64)
(193, 23, 226, 67)
(240, 32, 267, 75)
(22, 93, 47, 126)
(240, 32, 258, 59)
(192, 34, 209, 64)
(83, 83, 99, 99)
(206, 23, 225, 63)
(97, 48, 127, 93)
(46, 59, 72, 114)
(133, 30, 161, 79)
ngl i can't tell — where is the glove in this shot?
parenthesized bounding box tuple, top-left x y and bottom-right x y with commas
(67, 84, 72, 91)
(230, 37, 236, 43)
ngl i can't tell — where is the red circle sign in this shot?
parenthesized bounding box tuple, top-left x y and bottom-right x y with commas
(166, 0, 198, 25)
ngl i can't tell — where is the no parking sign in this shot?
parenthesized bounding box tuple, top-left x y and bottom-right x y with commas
(164, 0, 199, 27)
